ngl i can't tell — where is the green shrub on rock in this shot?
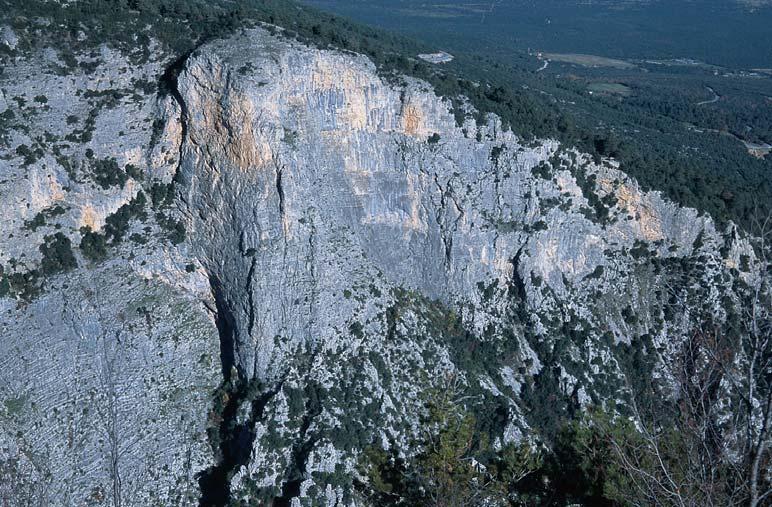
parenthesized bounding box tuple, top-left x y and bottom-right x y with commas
(79, 227, 108, 261)
(91, 157, 128, 189)
(39, 232, 77, 275)
(105, 191, 147, 242)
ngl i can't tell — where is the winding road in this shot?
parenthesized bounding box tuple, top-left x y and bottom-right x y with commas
(696, 86, 720, 106)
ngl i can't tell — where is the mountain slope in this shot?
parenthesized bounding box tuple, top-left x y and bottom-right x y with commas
(0, 12, 768, 507)
(173, 28, 761, 504)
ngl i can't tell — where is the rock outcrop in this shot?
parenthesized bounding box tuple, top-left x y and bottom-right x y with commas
(0, 26, 759, 506)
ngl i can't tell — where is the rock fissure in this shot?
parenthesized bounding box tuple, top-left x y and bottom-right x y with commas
(198, 272, 287, 506)
(246, 257, 258, 338)
(197, 380, 287, 507)
(433, 174, 455, 272)
(274, 382, 323, 507)
(159, 53, 260, 507)
(197, 274, 240, 506)
(160, 50, 192, 176)
(275, 162, 286, 221)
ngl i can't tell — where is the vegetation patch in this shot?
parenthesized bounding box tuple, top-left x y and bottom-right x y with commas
(3, 396, 27, 417)
(156, 212, 186, 245)
(24, 205, 66, 231)
(105, 191, 147, 242)
(79, 227, 108, 261)
(90, 157, 128, 189)
(39, 232, 77, 275)
(588, 82, 633, 97)
(543, 53, 636, 69)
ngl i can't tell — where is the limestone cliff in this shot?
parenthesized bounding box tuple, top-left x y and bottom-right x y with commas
(0, 26, 761, 506)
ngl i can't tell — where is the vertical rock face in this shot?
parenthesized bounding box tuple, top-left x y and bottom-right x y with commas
(175, 29, 756, 504)
(0, 25, 760, 506)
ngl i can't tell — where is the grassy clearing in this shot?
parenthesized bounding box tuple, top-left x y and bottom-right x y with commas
(588, 82, 633, 96)
(544, 53, 636, 69)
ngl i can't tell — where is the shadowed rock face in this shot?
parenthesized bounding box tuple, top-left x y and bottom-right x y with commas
(0, 26, 758, 506)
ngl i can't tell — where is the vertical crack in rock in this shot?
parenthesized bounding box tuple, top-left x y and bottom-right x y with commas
(433, 174, 454, 272)
(274, 378, 323, 507)
(510, 244, 525, 278)
(509, 243, 528, 302)
(275, 163, 286, 220)
(246, 256, 258, 338)
(159, 50, 192, 187)
(156, 52, 266, 507)
(198, 275, 240, 506)
(208, 275, 238, 380)
(198, 275, 287, 506)
(305, 218, 319, 330)
(275, 161, 290, 244)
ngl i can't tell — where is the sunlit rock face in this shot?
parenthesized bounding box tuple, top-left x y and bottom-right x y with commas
(0, 25, 756, 506)
(176, 28, 754, 504)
